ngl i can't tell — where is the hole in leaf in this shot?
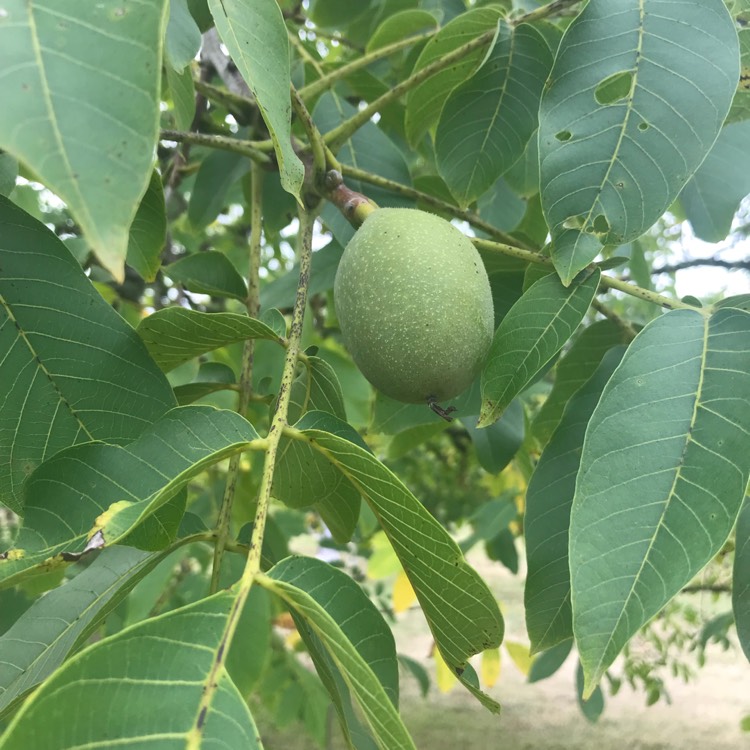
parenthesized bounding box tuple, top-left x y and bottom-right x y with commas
(592, 214, 610, 234)
(638, 121, 649, 131)
(594, 71, 634, 105)
(555, 130, 572, 142)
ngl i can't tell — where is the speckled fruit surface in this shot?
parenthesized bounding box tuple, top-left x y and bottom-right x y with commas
(334, 208, 494, 403)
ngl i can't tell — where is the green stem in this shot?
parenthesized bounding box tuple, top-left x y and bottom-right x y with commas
(324, 28, 496, 151)
(338, 164, 529, 249)
(473, 237, 699, 312)
(291, 84, 328, 191)
(160, 129, 272, 162)
(193, 79, 256, 121)
(210, 166, 265, 594)
(299, 30, 436, 101)
(591, 298, 638, 341)
(188, 209, 315, 747)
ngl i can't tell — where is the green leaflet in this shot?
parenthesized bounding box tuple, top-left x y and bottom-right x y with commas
(0, 0, 168, 280)
(0, 196, 175, 513)
(0, 592, 263, 749)
(127, 170, 166, 283)
(165, 251, 248, 300)
(539, 0, 739, 264)
(479, 269, 600, 427)
(137, 308, 283, 372)
(734, 497, 750, 664)
(570, 308, 750, 695)
(208, 0, 304, 201)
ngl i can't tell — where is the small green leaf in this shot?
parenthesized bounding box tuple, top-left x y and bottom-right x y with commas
(405, 7, 503, 146)
(551, 229, 604, 286)
(464, 400, 525, 474)
(570, 308, 750, 695)
(188, 148, 250, 230)
(258, 557, 412, 750)
(165, 0, 202, 72)
(287, 356, 347, 424)
(166, 251, 248, 300)
(528, 639, 572, 684)
(0, 196, 175, 513)
(680, 120, 750, 242)
(0, 592, 263, 749)
(166, 63, 197, 131)
(479, 269, 600, 428)
(126, 170, 166, 282)
(137, 308, 282, 372)
(366, 9, 438, 52)
(532, 320, 631, 446)
(525, 348, 625, 653)
(0, 0, 168, 280)
(576, 661, 604, 723)
(539, 0, 739, 252)
(208, 0, 304, 201)
(436, 23, 553, 207)
(733, 497, 750, 664)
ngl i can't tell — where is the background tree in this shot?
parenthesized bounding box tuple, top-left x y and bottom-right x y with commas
(0, 0, 749, 747)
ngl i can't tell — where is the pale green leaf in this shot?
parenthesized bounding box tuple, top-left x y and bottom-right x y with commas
(287, 356, 347, 424)
(166, 251, 248, 300)
(257, 558, 413, 750)
(286, 420, 504, 710)
(166, 63, 197, 131)
(137, 308, 283, 372)
(405, 7, 503, 146)
(570, 308, 750, 695)
(166, 0, 202, 72)
(0, 153, 17, 197)
(0, 592, 263, 749)
(0, 196, 175, 513)
(208, 0, 304, 200)
(465, 400, 525, 474)
(532, 320, 631, 446)
(733, 497, 750, 663)
(0, 407, 261, 589)
(680, 120, 750, 242)
(436, 22, 553, 207)
(551, 229, 604, 286)
(479, 269, 600, 428)
(525, 348, 625, 653)
(127, 170, 166, 282)
(539, 0, 739, 253)
(528, 639, 572, 684)
(0, 0, 168, 280)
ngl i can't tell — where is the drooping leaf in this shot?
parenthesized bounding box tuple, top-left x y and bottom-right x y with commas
(126, 169, 166, 282)
(208, 0, 304, 200)
(465, 400, 525, 474)
(528, 639, 572, 684)
(165, 0, 202, 72)
(0, 0, 168, 280)
(459, 497, 517, 555)
(539, 0, 739, 264)
(479, 269, 600, 428)
(257, 557, 413, 750)
(0, 407, 261, 588)
(285, 417, 504, 711)
(733, 497, 750, 663)
(570, 308, 750, 695)
(166, 62, 197, 131)
(174, 362, 238, 405)
(287, 356, 347, 425)
(436, 22, 553, 207)
(0, 592, 263, 749)
(525, 348, 625, 653)
(166, 251, 248, 300)
(0, 543, 196, 717)
(680, 120, 750, 243)
(532, 319, 631, 446)
(137, 308, 283, 372)
(187, 147, 250, 230)
(576, 660, 604, 723)
(0, 196, 175, 513)
(398, 655, 430, 698)
(550, 229, 605, 286)
(405, 7, 503, 146)
(366, 9, 438, 52)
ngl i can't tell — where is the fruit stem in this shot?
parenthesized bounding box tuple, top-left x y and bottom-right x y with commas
(210, 165, 265, 594)
(324, 170, 379, 226)
(291, 84, 328, 193)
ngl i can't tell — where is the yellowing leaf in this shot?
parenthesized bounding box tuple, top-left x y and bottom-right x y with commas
(393, 570, 417, 614)
(505, 641, 532, 676)
(481, 648, 501, 688)
(434, 648, 457, 694)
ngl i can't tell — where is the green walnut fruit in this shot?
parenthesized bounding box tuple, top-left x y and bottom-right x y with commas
(334, 207, 494, 404)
